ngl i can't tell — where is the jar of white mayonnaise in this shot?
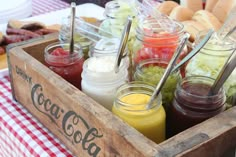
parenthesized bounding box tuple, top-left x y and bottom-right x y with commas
(81, 55, 128, 111)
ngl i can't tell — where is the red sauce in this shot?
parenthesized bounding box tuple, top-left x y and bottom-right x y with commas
(167, 81, 225, 137)
(45, 47, 84, 90)
(134, 32, 179, 64)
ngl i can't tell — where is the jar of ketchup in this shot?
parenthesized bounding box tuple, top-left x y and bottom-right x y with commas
(132, 17, 186, 67)
(44, 42, 84, 90)
(167, 76, 226, 137)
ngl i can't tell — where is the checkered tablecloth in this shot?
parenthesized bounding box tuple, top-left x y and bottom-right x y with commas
(0, 74, 74, 157)
(32, 0, 70, 16)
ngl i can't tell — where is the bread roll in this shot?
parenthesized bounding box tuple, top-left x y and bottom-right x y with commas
(182, 20, 207, 42)
(7, 19, 46, 31)
(205, 0, 219, 12)
(170, 6, 194, 21)
(180, 0, 203, 12)
(157, 1, 179, 15)
(0, 32, 3, 44)
(192, 10, 222, 31)
(212, 0, 236, 23)
(46, 24, 61, 31)
(0, 54, 7, 69)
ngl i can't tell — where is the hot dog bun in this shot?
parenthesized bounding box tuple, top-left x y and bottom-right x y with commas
(180, 0, 203, 12)
(182, 20, 207, 42)
(0, 32, 3, 44)
(158, 1, 179, 15)
(212, 0, 236, 23)
(192, 10, 222, 30)
(0, 53, 7, 69)
(169, 6, 194, 21)
(205, 0, 219, 12)
(7, 19, 46, 31)
(46, 24, 61, 31)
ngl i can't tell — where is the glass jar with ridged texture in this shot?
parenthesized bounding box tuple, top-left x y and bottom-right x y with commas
(134, 58, 181, 111)
(44, 42, 84, 90)
(132, 17, 185, 67)
(168, 76, 226, 137)
(59, 16, 93, 59)
(112, 82, 166, 144)
(81, 56, 128, 111)
(186, 31, 236, 108)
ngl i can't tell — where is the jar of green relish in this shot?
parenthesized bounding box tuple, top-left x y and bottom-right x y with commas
(134, 58, 181, 111)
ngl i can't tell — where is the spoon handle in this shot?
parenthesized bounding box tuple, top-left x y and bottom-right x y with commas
(217, 12, 236, 40)
(171, 29, 214, 73)
(223, 25, 236, 41)
(114, 16, 132, 73)
(210, 49, 236, 95)
(146, 34, 189, 109)
(69, 2, 76, 54)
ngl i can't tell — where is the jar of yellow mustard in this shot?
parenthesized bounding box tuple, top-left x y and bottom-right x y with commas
(112, 82, 166, 144)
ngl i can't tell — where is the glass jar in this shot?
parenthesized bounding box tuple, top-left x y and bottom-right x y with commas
(185, 33, 236, 107)
(168, 76, 226, 137)
(134, 58, 181, 111)
(132, 17, 185, 67)
(99, 0, 138, 38)
(88, 38, 121, 57)
(99, 0, 138, 53)
(112, 82, 166, 144)
(89, 37, 133, 80)
(59, 16, 93, 59)
(81, 56, 128, 111)
(44, 42, 84, 90)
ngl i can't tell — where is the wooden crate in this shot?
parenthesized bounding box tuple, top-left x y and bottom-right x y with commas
(7, 33, 236, 157)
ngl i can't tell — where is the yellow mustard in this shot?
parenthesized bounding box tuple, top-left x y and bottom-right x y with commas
(112, 93, 166, 144)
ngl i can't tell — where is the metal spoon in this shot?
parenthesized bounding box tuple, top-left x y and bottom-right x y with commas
(209, 48, 236, 95)
(223, 25, 236, 41)
(114, 16, 132, 73)
(217, 12, 236, 40)
(171, 29, 214, 73)
(69, 2, 76, 54)
(146, 34, 190, 109)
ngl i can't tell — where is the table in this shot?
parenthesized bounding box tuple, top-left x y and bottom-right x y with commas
(32, 0, 70, 16)
(0, 74, 74, 156)
(0, 2, 104, 156)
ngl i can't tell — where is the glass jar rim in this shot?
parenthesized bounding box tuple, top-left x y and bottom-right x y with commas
(44, 42, 84, 65)
(88, 38, 126, 57)
(195, 30, 236, 54)
(45, 42, 83, 57)
(104, 0, 137, 19)
(136, 17, 184, 38)
(177, 76, 225, 99)
(115, 81, 162, 111)
(135, 58, 179, 77)
(83, 56, 126, 76)
(198, 42, 236, 57)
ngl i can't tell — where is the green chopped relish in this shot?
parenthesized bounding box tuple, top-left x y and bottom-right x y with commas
(135, 65, 180, 110)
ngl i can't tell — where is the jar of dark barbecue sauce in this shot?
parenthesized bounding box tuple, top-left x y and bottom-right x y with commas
(167, 76, 226, 137)
(44, 42, 84, 90)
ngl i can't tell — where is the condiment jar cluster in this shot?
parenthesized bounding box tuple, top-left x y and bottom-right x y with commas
(43, 0, 235, 144)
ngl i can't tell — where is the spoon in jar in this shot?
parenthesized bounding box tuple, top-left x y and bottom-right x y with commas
(114, 16, 132, 73)
(208, 48, 236, 95)
(223, 25, 236, 41)
(171, 29, 214, 73)
(69, 2, 76, 54)
(146, 33, 190, 109)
